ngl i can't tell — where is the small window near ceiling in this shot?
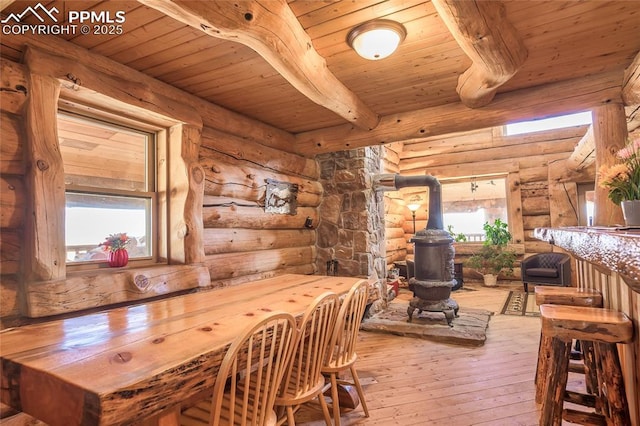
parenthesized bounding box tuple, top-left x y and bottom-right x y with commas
(442, 177, 508, 242)
(504, 111, 592, 136)
(58, 112, 156, 265)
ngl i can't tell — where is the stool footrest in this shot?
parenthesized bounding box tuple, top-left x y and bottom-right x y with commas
(564, 390, 597, 408)
(562, 408, 606, 425)
(570, 350, 582, 360)
(568, 361, 585, 375)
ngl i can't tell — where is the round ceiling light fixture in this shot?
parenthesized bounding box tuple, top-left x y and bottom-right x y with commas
(347, 19, 407, 60)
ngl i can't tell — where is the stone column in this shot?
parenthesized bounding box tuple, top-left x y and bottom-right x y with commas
(315, 146, 386, 280)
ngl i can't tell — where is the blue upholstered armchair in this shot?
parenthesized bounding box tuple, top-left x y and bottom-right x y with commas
(521, 252, 572, 292)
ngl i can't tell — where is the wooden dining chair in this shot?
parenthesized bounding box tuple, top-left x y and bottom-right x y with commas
(275, 292, 339, 426)
(322, 280, 370, 426)
(180, 311, 298, 426)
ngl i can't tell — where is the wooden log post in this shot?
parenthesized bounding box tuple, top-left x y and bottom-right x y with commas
(23, 71, 66, 282)
(592, 104, 628, 226)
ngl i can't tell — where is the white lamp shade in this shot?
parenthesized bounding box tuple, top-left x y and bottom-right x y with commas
(407, 203, 421, 212)
(351, 28, 402, 60)
(347, 20, 407, 61)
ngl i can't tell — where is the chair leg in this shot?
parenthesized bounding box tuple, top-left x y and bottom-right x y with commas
(285, 406, 296, 426)
(596, 342, 631, 425)
(349, 365, 369, 418)
(329, 373, 341, 426)
(318, 392, 333, 426)
(535, 334, 551, 404)
(540, 337, 571, 426)
(523, 282, 528, 293)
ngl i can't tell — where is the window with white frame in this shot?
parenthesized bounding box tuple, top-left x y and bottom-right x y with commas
(441, 177, 508, 241)
(58, 112, 157, 265)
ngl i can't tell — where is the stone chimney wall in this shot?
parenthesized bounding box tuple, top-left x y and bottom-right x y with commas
(315, 146, 386, 280)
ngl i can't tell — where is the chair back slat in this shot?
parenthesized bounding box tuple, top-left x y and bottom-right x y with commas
(326, 280, 369, 369)
(279, 292, 339, 400)
(209, 312, 297, 426)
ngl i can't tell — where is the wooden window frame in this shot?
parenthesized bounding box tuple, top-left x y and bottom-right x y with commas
(22, 70, 209, 318)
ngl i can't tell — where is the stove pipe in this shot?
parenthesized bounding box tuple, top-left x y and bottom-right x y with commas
(373, 174, 444, 230)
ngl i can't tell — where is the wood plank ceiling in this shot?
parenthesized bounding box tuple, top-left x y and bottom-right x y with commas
(1, 1, 639, 149)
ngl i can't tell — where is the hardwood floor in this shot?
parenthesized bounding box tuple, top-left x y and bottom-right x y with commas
(299, 282, 548, 425)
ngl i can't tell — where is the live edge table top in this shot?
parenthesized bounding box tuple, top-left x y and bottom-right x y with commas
(0, 274, 367, 426)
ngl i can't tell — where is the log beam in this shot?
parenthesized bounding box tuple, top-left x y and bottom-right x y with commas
(622, 50, 640, 106)
(566, 125, 595, 171)
(138, 0, 379, 130)
(431, 0, 528, 108)
(593, 103, 627, 226)
(295, 71, 622, 156)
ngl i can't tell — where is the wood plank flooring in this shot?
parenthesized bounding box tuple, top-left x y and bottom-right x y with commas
(297, 282, 563, 425)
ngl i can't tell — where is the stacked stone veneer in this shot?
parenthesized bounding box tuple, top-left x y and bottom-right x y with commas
(315, 147, 386, 280)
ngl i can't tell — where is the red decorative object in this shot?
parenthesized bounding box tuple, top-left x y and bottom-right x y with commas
(108, 248, 129, 267)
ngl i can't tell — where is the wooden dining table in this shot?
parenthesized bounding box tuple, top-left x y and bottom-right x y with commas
(0, 274, 368, 426)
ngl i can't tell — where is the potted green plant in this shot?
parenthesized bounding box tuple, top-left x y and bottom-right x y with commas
(466, 219, 517, 286)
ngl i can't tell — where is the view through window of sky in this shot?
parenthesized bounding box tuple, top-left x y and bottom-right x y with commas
(505, 111, 592, 136)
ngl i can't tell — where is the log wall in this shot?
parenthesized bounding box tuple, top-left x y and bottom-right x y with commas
(388, 124, 592, 282)
(0, 49, 319, 325)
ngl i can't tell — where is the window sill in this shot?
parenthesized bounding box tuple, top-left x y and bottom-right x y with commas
(23, 263, 211, 318)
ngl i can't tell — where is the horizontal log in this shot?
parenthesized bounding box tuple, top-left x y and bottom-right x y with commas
(23, 265, 211, 318)
(401, 138, 575, 171)
(523, 215, 551, 230)
(8, 37, 296, 152)
(201, 152, 322, 206)
(0, 58, 27, 115)
(295, 71, 622, 156)
(384, 213, 405, 229)
(208, 264, 316, 288)
(521, 196, 550, 216)
(203, 228, 315, 255)
(519, 166, 548, 183)
(0, 176, 24, 229)
(386, 237, 407, 252)
(205, 246, 315, 281)
(524, 240, 554, 254)
(201, 127, 318, 180)
(386, 227, 405, 240)
(203, 205, 318, 229)
(0, 113, 23, 175)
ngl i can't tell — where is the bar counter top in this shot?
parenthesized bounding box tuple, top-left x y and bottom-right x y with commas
(534, 227, 640, 291)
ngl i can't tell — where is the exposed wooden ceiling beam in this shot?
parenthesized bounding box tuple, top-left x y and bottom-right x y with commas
(137, 0, 379, 130)
(431, 0, 528, 108)
(566, 125, 595, 171)
(294, 71, 622, 157)
(622, 50, 640, 106)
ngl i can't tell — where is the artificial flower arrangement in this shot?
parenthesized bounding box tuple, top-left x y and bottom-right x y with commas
(598, 135, 640, 205)
(100, 232, 131, 252)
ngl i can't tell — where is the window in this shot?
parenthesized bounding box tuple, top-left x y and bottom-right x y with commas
(441, 177, 508, 241)
(504, 111, 592, 136)
(58, 112, 156, 265)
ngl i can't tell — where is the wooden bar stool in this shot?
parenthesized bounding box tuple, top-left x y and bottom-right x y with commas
(534, 287, 603, 404)
(539, 304, 633, 426)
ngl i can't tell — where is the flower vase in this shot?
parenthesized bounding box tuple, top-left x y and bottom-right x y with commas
(621, 200, 640, 226)
(108, 248, 129, 267)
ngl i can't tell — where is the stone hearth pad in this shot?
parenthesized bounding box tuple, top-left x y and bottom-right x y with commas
(361, 295, 492, 347)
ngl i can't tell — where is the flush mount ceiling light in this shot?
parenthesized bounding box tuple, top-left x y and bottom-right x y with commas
(347, 19, 407, 60)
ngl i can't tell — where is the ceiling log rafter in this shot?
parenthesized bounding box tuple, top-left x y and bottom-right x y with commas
(137, 0, 380, 131)
(294, 71, 623, 157)
(431, 0, 528, 108)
